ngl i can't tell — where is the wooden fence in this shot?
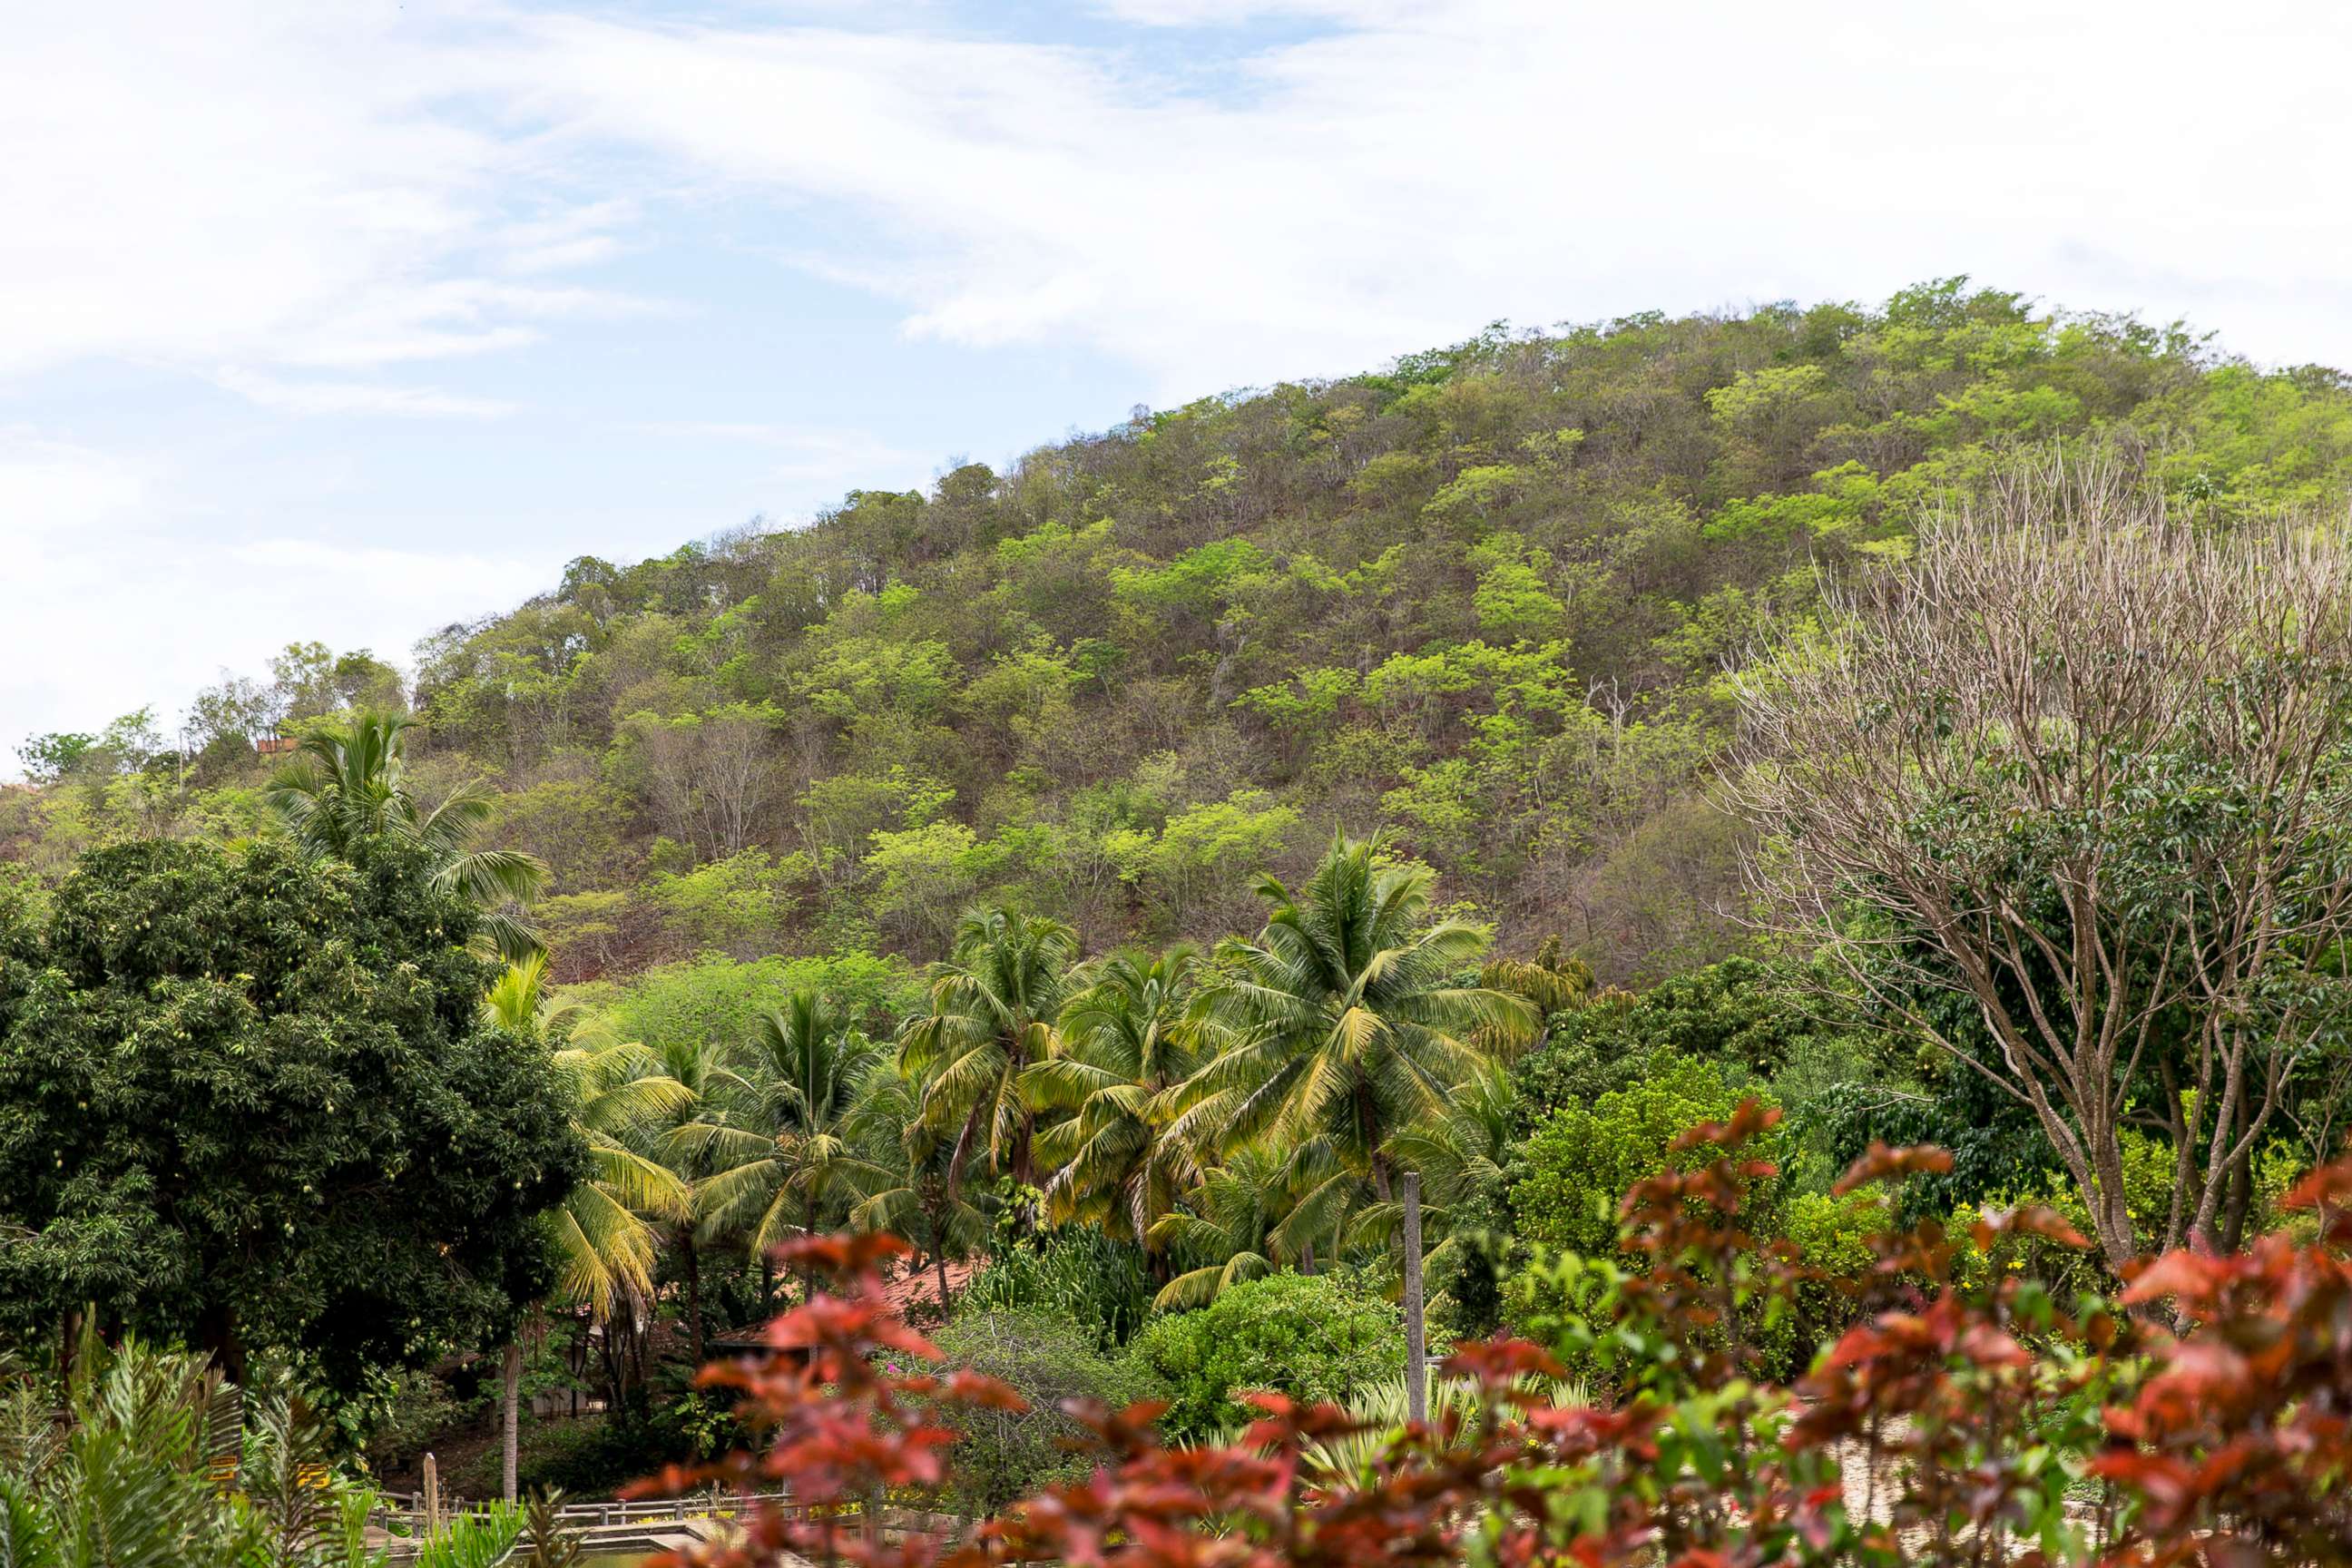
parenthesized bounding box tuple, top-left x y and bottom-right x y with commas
(370, 1487, 796, 1535)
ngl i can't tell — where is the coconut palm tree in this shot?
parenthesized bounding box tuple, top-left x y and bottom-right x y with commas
(626, 1032, 761, 1366)
(265, 708, 546, 959)
(485, 957, 694, 1324)
(1145, 1142, 1353, 1310)
(484, 956, 691, 1496)
(1186, 833, 1534, 1200)
(676, 991, 892, 1303)
(844, 1055, 991, 1312)
(1359, 1056, 1517, 1288)
(1024, 946, 1206, 1246)
(900, 906, 1079, 1191)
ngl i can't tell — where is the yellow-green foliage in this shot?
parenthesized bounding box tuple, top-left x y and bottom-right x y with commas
(19, 282, 2352, 989)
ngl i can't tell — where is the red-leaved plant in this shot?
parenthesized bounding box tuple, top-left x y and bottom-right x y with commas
(631, 1105, 2352, 1568)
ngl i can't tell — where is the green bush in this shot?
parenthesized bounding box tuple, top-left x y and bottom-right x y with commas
(928, 1308, 1164, 1515)
(1778, 1187, 1888, 1367)
(1126, 1271, 1403, 1443)
(1514, 959, 1837, 1123)
(961, 1227, 1153, 1348)
(1509, 1052, 1775, 1257)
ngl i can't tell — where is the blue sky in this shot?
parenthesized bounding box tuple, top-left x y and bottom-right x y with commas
(7, 0, 2352, 753)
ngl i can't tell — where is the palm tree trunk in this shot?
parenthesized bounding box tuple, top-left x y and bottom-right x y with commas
(1013, 1112, 1035, 1189)
(1402, 1171, 1427, 1426)
(927, 1211, 954, 1318)
(1357, 1084, 1392, 1201)
(681, 1234, 705, 1365)
(500, 1338, 522, 1503)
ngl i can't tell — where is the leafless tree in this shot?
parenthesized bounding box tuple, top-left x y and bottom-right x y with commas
(626, 704, 778, 861)
(1726, 456, 2352, 1269)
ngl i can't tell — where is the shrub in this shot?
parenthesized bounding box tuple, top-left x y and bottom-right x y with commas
(1125, 1270, 1402, 1442)
(1513, 957, 1837, 1122)
(1509, 1051, 1775, 1256)
(926, 1308, 1162, 1514)
(642, 1136, 2352, 1568)
(960, 1228, 1152, 1349)
(1777, 1187, 1888, 1364)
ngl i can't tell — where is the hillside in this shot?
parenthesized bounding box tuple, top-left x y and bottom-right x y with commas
(12, 279, 2352, 986)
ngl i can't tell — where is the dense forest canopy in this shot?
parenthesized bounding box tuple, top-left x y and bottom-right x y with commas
(12, 279, 2352, 991)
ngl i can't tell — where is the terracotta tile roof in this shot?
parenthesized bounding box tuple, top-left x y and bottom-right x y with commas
(882, 1256, 983, 1320)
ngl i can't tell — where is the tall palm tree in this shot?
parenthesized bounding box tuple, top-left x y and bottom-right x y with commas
(1362, 1056, 1517, 1287)
(625, 1032, 760, 1366)
(266, 708, 546, 959)
(900, 906, 1079, 1191)
(1024, 946, 1206, 1246)
(844, 1055, 991, 1311)
(1145, 1142, 1353, 1309)
(1187, 832, 1534, 1200)
(484, 957, 694, 1325)
(678, 991, 892, 1302)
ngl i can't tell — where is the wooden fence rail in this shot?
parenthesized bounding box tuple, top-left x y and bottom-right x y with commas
(369, 1487, 799, 1534)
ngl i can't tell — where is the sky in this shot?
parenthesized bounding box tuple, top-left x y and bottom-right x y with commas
(6, 0, 2352, 756)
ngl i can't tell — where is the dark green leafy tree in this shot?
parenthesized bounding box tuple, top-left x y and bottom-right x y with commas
(0, 838, 584, 1391)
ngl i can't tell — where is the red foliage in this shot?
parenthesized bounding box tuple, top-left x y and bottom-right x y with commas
(638, 1115, 2352, 1568)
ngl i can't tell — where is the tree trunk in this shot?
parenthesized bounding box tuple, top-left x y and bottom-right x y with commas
(1012, 1112, 1036, 1191)
(928, 1212, 954, 1318)
(681, 1234, 705, 1365)
(801, 1195, 820, 1304)
(196, 1299, 247, 1385)
(2221, 1092, 2256, 1251)
(500, 1339, 522, 1504)
(1401, 1172, 1426, 1426)
(1298, 1240, 1316, 1277)
(1357, 1083, 1393, 1201)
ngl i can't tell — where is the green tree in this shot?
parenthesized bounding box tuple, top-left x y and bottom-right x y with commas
(1509, 1053, 1771, 1257)
(1374, 1056, 1516, 1282)
(683, 989, 891, 1299)
(1189, 834, 1534, 1198)
(1025, 946, 1204, 1245)
(900, 907, 1079, 1191)
(0, 838, 583, 1390)
(926, 1309, 1164, 1515)
(844, 1056, 989, 1311)
(264, 709, 548, 960)
(1146, 1142, 1356, 1309)
(1126, 1270, 1404, 1442)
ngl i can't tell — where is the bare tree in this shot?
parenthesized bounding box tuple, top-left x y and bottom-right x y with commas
(625, 702, 779, 861)
(1727, 456, 2352, 1269)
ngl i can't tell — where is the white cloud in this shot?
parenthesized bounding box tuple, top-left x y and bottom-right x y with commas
(212, 369, 516, 420)
(626, 422, 935, 513)
(0, 429, 544, 763)
(507, 0, 2352, 391)
(0, 3, 632, 384)
(1084, 0, 1420, 24)
(15, 0, 2352, 766)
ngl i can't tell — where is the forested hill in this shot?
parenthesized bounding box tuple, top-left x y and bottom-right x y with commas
(13, 280, 2352, 986)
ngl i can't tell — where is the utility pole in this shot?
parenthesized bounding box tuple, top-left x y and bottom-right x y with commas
(1402, 1171, 1426, 1426)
